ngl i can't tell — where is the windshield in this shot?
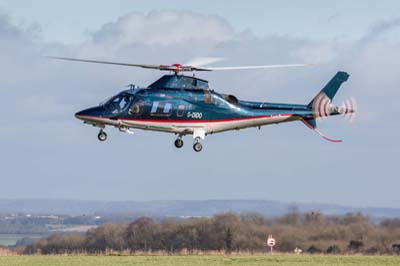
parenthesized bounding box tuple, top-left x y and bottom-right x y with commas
(103, 93, 134, 114)
(99, 96, 113, 106)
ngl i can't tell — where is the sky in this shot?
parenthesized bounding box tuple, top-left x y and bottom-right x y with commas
(0, 1, 400, 208)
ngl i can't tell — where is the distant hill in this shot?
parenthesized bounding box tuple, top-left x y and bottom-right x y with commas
(0, 199, 399, 218)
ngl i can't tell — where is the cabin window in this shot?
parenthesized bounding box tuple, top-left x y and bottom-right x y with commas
(163, 103, 172, 113)
(128, 100, 144, 116)
(150, 101, 173, 117)
(177, 104, 185, 117)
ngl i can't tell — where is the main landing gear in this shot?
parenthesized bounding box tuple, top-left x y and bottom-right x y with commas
(98, 130, 107, 142)
(175, 130, 205, 152)
(173, 136, 203, 152)
(193, 137, 203, 152)
(192, 130, 205, 153)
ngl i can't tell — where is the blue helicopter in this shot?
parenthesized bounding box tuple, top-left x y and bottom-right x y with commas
(51, 57, 356, 152)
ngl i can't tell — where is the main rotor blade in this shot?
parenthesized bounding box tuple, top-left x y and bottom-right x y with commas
(47, 56, 161, 70)
(48, 56, 314, 73)
(184, 57, 225, 67)
(198, 64, 314, 71)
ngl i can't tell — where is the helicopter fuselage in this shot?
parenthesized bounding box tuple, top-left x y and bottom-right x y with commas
(75, 72, 351, 151)
(75, 75, 313, 136)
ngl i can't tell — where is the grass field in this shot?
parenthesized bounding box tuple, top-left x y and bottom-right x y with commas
(0, 255, 399, 266)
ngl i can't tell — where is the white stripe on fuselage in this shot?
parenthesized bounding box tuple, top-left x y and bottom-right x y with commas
(77, 114, 298, 135)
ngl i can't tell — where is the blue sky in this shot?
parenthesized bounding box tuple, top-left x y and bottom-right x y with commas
(3, 0, 400, 43)
(0, 1, 400, 208)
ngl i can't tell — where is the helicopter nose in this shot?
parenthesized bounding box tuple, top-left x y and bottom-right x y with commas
(75, 110, 86, 120)
(75, 107, 99, 121)
(75, 110, 87, 120)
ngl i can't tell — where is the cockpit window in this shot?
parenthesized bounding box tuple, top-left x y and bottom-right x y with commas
(104, 94, 134, 114)
(148, 75, 209, 90)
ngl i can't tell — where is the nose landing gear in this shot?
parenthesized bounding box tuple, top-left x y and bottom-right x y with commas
(98, 130, 107, 142)
(174, 138, 184, 148)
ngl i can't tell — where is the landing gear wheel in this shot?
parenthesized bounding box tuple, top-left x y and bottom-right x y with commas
(193, 142, 203, 152)
(98, 130, 107, 142)
(174, 138, 184, 149)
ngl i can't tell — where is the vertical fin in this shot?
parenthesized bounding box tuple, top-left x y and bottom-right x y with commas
(308, 71, 349, 107)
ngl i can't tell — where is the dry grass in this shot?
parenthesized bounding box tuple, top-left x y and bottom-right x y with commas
(0, 248, 16, 256)
(0, 254, 400, 266)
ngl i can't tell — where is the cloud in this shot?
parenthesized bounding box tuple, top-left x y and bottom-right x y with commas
(361, 17, 400, 43)
(0, 11, 32, 42)
(92, 10, 234, 47)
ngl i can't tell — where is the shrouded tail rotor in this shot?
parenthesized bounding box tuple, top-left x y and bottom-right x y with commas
(312, 92, 331, 120)
(312, 92, 357, 122)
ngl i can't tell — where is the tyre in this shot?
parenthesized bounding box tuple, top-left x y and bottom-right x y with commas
(98, 131, 107, 142)
(193, 142, 202, 152)
(174, 138, 184, 148)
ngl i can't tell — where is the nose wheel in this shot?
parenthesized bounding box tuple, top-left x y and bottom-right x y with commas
(174, 138, 184, 149)
(98, 130, 107, 142)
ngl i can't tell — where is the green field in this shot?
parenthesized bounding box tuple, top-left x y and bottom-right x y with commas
(0, 255, 399, 266)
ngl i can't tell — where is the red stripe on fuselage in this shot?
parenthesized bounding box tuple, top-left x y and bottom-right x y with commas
(78, 114, 293, 124)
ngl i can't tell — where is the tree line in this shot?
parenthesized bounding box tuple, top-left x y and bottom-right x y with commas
(24, 210, 400, 255)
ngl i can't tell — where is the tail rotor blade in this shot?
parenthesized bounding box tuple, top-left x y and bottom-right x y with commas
(341, 97, 357, 123)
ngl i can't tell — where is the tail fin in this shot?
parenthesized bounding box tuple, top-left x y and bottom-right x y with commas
(302, 71, 350, 143)
(308, 71, 349, 107)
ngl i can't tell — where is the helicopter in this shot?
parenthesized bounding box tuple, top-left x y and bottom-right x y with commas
(50, 56, 356, 152)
